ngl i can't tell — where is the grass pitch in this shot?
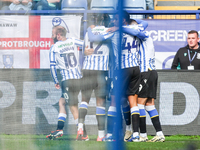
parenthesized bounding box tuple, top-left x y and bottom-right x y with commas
(0, 134, 199, 150)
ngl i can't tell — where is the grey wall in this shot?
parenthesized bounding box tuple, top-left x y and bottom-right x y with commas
(0, 69, 199, 135)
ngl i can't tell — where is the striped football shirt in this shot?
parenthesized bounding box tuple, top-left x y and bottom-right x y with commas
(83, 26, 112, 71)
(49, 37, 83, 84)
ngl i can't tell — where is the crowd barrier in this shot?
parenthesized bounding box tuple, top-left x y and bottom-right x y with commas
(0, 9, 200, 35)
(0, 69, 199, 135)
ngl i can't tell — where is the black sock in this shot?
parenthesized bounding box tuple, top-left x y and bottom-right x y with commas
(131, 114, 139, 132)
(139, 117, 146, 133)
(57, 120, 65, 130)
(96, 115, 106, 130)
(151, 116, 162, 132)
(78, 108, 88, 123)
(83, 124, 87, 136)
(123, 111, 131, 126)
(107, 115, 115, 134)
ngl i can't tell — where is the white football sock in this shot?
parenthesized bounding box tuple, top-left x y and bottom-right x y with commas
(78, 123, 83, 130)
(156, 131, 164, 136)
(98, 130, 105, 138)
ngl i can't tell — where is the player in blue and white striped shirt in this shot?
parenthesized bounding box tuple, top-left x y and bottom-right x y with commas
(47, 26, 87, 140)
(50, 37, 83, 82)
(109, 14, 148, 142)
(85, 12, 148, 142)
(124, 20, 165, 142)
(77, 14, 112, 141)
(119, 14, 148, 142)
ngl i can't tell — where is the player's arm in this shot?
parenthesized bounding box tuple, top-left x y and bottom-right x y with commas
(73, 38, 84, 53)
(87, 27, 114, 42)
(74, 38, 84, 47)
(82, 32, 94, 56)
(123, 27, 149, 40)
(106, 26, 119, 33)
(49, 45, 59, 85)
(171, 50, 180, 69)
(133, 19, 148, 30)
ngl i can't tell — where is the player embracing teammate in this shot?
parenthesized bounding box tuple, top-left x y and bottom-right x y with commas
(123, 18, 165, 142)
(117, 12, 165, 142)
(84, 11, 165, 142)
(77, 13, 112, 141)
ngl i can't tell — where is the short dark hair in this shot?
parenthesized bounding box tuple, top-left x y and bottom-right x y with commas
(123, 11, 130, 23)
(97, 13, 111, 27)
(130, 19, 138, 25)
(91, 13, 111, 27)
(188, 30, 199, 37)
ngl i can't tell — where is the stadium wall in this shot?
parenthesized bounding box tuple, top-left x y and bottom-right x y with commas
(0, 69, 199, 135)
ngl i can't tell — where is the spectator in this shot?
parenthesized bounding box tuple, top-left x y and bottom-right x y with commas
(146, 0, 154, 19)
(1, 0, 32, 10)
(171, 30, 200, 70)
(32, 0, 61, 10)
(87, 0, 91, 10)
(0, 0, 11, 10)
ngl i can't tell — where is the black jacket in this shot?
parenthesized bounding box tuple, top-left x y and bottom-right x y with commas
(171, 45, 200, 69)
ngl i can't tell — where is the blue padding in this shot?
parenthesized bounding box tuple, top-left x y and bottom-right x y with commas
(147, 109, 158, 118)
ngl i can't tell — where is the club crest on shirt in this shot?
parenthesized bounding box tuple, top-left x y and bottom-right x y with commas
(197, 53, 200, 59)
(184, 53, 187, 56)
(3, 55, 13, 68)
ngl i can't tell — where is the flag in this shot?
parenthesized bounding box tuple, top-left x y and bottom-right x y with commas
(0, 15, 82, 69)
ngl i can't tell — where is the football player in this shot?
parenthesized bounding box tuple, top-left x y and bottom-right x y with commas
(46, 26, 88, 140)
(77, 13, 112, 141)
(124, 19, 165, 142)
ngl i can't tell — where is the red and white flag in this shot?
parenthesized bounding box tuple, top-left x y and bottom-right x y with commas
(0, 15, 82, 68)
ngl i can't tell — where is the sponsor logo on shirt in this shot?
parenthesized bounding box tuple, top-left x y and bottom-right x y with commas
(58, 42, 73, 48)
(92, 29, 104, 32)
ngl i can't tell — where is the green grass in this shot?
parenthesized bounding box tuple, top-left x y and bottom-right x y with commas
(0, 135, 200, 150)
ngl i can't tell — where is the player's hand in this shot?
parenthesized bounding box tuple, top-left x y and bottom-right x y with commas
(13, 0, 21, 4)
(106, 27, 119, 33)
(21, 0, 30, 5)
(90, 25, 95, 29)
(47, 0, 60, 3)
(84, 45, 94, 55)
(55, 83, 60, 89)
